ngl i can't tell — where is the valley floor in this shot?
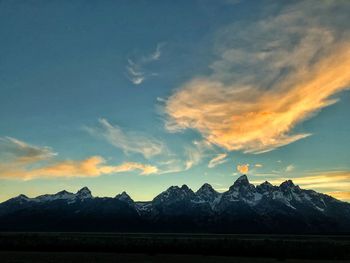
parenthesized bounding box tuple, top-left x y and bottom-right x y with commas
(2, 252, 350, 263)
(1, 233, 350, 262)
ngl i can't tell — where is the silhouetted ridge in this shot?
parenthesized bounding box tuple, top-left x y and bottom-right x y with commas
(1, 176, 350, 233)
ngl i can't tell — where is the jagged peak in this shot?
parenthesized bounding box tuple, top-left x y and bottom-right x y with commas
(236, 174, 249, 183)
(256, 181, 275, 193)
(196, 183, 217, 195)
(56, 190, 72, 195)
(115, 191, 134, 203)
(77, 186, 90, 193)
(197, 183, 215, 191)
(231, 175, 251, 188)
(259, 181, 274, 188)
(181, 184, 191, 191)
(16, 194, 29, 200)
(76, 187, 92, 199)
(167, 185, 180, 191)
(164, 185, 193, 194)
(116, 191, 129, 197)
(261, 181, 272, 185)
(280, 180, 296, 189)
(201, 182, 212, 188)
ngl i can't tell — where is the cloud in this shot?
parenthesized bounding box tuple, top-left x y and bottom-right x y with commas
(184, 140, 214, 170)
(0, 137, 56, 165)
(126, 43, 164, 85)
(327, 192, 350, 202)
(164, 1, 350, 154)
(155, 140, 212, 173)
(208, 153, 228, 168)
(237, 164, 249, 174)
(0, 137, 158, 180)
(148, 43, 163, 61)
(126, 59, 145, 85)
(86, 118, 164, 159)
(183, 143, 203, 170)
(285, 165, 295, 172)
(0, 155, 158, 180)
(255, 164, 263, 168)
(0, 156, 159, 179)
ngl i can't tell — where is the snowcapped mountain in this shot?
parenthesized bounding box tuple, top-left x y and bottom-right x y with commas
(195, 183, 220, 203)
(7, 187, 93, 204)
(1, 175, 350, 233)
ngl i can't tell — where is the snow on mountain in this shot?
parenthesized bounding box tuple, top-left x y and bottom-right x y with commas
(196, 183, 220, 202)
(34, 190, 76, 202)
(153, 184, 196, 205)
(220, 175, 262, 205)
(1, 177, 341, 214)
(7, 187, 94, 204)
(1, 175, 350, 233)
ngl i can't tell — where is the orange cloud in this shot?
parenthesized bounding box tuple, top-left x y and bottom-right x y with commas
(164, 3, 350, 154)
(327, 192, 350, 202)
(0, 156, 158, 180)
(237, 164, 249, 174)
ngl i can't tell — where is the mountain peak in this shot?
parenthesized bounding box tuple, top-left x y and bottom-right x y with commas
(56, 190, 70, 195)
(256, 181, 275, 193)
(76, 187, 92, 200)
(197, 183, 214, 192)
(181, 184, 190, 191)
(115, 191, 134, 203)
(13, 194, 30, 201)
(77, 186, 90, 193)
(280, 180, 296, 189)
(232, 175, 250, 187)
(196, 183, 219, 203)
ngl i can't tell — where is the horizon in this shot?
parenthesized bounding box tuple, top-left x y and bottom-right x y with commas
(1, 0, 350, 203)
(4, 174, 348, 203)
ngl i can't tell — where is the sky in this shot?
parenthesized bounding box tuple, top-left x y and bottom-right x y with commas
(0, 0, 350, 202)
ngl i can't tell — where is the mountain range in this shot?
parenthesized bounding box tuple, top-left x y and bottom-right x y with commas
(1, 175, 350, 233)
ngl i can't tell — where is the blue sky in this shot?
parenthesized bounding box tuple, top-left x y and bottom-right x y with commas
(0, 0, 349, 202)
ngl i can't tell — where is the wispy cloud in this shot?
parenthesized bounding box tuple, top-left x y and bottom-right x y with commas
(86, 118, 165, 159)
(126, 43, 164, 85)
(155, 140, 212, 174)
(208, 153, 228, 168)
(126, 59, 145, 85)
(0, 137, 158, 180)
(285, 165, 295, 172)
(0, 156, 158, 180)
(164, 1, 350, 154)
(0, 137, 56, 165)
(184, 140, 213, 170)
(237, 164, 249, 174)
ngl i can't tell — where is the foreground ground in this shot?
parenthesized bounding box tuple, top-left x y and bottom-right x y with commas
(1, 233, 350, 262)
(3, 252, 350, 263)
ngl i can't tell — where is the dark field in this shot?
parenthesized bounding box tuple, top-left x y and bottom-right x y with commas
(1, 233, 350, 262)
(2, 252, 350, 263)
